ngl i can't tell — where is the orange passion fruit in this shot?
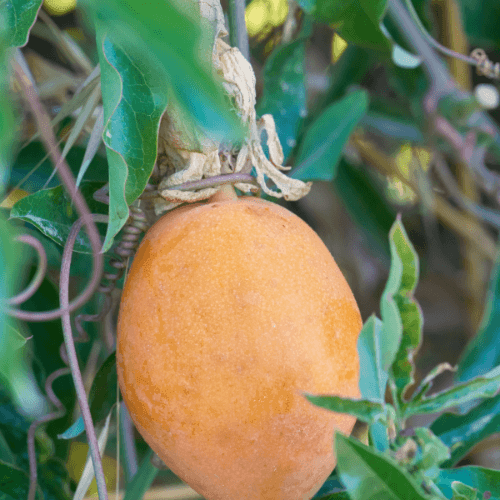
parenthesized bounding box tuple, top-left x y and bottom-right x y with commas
(117, 190, 362, 500)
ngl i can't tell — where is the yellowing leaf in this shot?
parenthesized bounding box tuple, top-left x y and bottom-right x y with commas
(331, 33, 348, 63)
(67, 442, 122, 496)
(245, 0, 288, 38)
(43, 0, 77, 16)
(0, 189, 29, 209)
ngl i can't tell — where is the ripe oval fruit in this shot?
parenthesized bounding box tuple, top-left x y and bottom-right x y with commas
(117, 193, 362, 500)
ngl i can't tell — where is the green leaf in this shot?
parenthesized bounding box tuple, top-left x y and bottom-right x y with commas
(58, 416, 84, 440)
(296, 0, 391, 50)
(10, 181, 108, 253)
(0, 430, 14, 465)
(314, 476, 346, 499)
(431, 393, 500, 468)
(335, 433, 429, 500)
(405, 364, 500, 418)
(361, 112, 424, 143)
(0, 216, 48, 419)
(0, 0, 42, 47)
(9, 141, 109, 192)
(451, 481, 478, 500)
(0, 10, 17, 194)
(457, 251, 500, 384)
(89, 351, 118, 424)
(257, 38, 307, 160)
(95, 30, 168, 252)
(437, 466, 500, 499)
(456, 0, 500, 48)
(123, 448, 159, 500)
(305, 394, 393, 425)
(59, 351, 118, 439)
(410, 363, 456, 405)
(332, 159, 394, 263)
(358, 315, 388, 403)
(314, 492, 350, 500)
(292, 90, 369, 181)
(90, 0, 242, 141)
(412, 428, 450, 482)
(381, 217, 423, 406)
(0, 460, 43, 500)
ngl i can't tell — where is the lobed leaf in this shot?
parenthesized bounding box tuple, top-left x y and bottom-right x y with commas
(292, 90, 369, 181)
(335, 433, 429, 500)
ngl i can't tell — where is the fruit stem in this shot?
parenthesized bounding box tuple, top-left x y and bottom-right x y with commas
(210, 184, 238, 202)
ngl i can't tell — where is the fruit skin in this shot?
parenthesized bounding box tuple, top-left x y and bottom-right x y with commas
(117, 195, 362, 500)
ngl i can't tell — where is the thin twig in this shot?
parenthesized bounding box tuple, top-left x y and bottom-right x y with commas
(156, 172, 259, 197)
(59, 214, 110, 500)
(228, 0, 250, 61)
(402, 0, 482, 70)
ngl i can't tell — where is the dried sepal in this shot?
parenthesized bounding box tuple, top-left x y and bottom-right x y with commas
(153, 0, 310, 215)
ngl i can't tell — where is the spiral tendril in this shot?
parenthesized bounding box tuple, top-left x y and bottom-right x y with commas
(471, 49, 500, 80)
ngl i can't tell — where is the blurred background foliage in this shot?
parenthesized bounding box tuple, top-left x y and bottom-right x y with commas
(2, 0, 500, 498)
